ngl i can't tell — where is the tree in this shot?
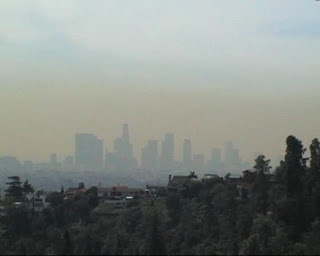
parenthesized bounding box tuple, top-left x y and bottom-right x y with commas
(78, 182, 85, 189)
(252, 155, 271, 214)
(5, 176, 23, 201)
(85, 186, 98, 209)
(283, 136, 307, 238)
(188, 171, 198, 179)
(306, 139, 320, 221)
(145, 211, 166, 255)
(63, 230, 74, 255)
(284, 135, 307, 197)
(254, 155, 271, 174)
(310, 138, 320, 172)
(22, 180, 34, 194)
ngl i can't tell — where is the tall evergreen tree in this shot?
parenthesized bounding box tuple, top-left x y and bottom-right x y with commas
(308, 139, 320, 220)
(283, 136, 307, 238)
(22, 180, 34, 194)
(63, 230, 74, 255)
(310, 139, 320, 172)
(146, 211, 166, 255)
(252, 155, 271, 214)
(5, 176, 23, 201)
(284, 136, 307, 197)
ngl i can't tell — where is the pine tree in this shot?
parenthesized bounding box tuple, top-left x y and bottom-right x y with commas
(22, 180, 34, 194)
(308, 139, 320, 220)
(283, 136, 307, 238)
(63, 230, 74, 255)
(5, 176, 23, 201)
(252, 155, 271, 214)
(284, 136, 307, 197)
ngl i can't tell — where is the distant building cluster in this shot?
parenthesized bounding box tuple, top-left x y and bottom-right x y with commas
(0, 123, 281, 178)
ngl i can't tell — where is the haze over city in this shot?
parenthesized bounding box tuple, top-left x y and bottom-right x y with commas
(1, 0, 320, 164)
(2, 1, 320, 255)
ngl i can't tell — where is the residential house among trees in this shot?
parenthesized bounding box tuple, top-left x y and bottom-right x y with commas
(98, 184, 144, 203)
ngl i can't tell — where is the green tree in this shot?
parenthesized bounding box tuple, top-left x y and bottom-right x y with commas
(22, 180, 34, 194)
(5, 176, 23, 201)
(252, 155, 271, 214)
(78, 182, 85, 189)
(146, 211, 166, 255)
(85, 186, 99, 209)
(283, 136, 307, 238)
(310, 138, 320, 172)
(63, 230, 74, 255)
(254, 155, 271, 174)
(284, 135, 307, 197)
(188, 171, 198, 179)
(305, 139, 320, 221)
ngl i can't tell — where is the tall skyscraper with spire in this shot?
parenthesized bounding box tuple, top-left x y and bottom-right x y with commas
(107, 124, 137, 172)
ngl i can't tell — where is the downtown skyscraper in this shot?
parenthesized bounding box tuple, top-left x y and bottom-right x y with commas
(182, 139, 192, 171)
(160, 133, 174, 170)
(74, 133, 103, 171)
(141, 140, 158, 171)
(106, 124, 138, 172)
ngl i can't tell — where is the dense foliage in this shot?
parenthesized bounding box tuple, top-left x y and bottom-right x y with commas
(1, 135, 320, 255)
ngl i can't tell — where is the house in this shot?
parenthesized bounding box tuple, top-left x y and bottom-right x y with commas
(64, 187, 87, 199)
(167, 175, 191, 193)
(145, 185, 167, 196)
(201, 174, 221, 184)
(242, 169, 258, 183)
(25, 191, 51, 212)
(98, 184, 144, 203)
(33, 192, 51, 212)
(225, 173, 242, 184)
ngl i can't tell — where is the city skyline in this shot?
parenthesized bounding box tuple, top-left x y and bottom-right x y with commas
(1, 1, 320, 166)
(0, 123, 285, 170)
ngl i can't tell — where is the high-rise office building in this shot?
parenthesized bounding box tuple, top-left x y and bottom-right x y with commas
(63, 156, 74, 171)
(23, 160, 33, 172)
(75, 133, 103, 171)
(122, 123, 130, 143)
(49, 153, 59, 170)
(141, 140, 158, 170)
(183, 139, 192, 170)
(109, 124, 137, 171)
(224, 141, 240, 167)
(114, 124, 134, 160)
(193, 154, 205, 171)
(206, 147, 222, 170)
(160, 133, 174, 170)
(0, 156, 21, 171)
(211, 148, 222, 163)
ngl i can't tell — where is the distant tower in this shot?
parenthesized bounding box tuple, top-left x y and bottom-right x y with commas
(141, 140, 158, 170)
(122, 123, 130, 143)
(75, 133, 104, 171)
(111, 124, 137, 171)
(211, 148, 222, 163)
(50, 153, 57, 165)
(160, 133, 174, 170)
(193, 154, 205, 171)
(224, 141, 240, 167)
(183, 139, 192, 170)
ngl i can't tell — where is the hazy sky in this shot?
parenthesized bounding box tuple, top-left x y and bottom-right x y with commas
(1, 1, 320, 164)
